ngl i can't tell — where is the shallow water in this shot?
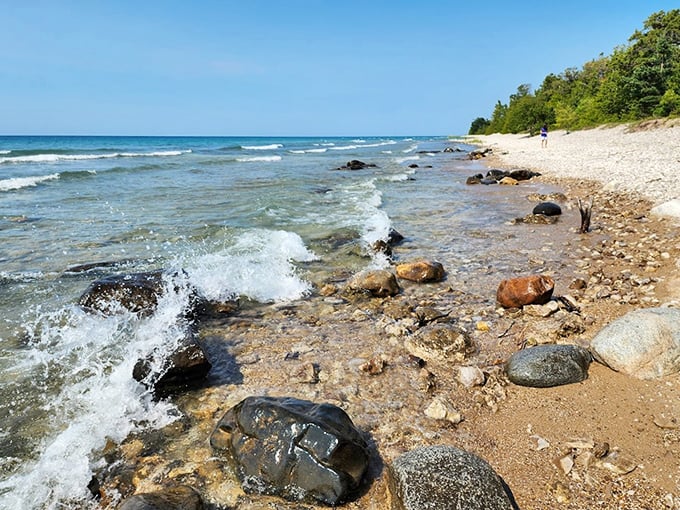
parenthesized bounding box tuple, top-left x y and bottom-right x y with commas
(0, 135, 567, 508)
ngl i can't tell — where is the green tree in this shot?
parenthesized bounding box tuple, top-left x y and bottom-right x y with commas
(468, 117, 490, 135)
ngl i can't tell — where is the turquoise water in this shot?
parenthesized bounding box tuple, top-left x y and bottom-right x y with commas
(0, 135, 541, 508)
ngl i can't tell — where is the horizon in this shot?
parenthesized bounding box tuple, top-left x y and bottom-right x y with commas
(2, 1, 678, 136)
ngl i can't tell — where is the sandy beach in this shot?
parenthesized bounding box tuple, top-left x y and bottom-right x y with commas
(472, 119, 680, 205)
(95, 123, 680, 510)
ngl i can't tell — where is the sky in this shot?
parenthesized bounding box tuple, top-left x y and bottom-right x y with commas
(1, 1, 678, 136)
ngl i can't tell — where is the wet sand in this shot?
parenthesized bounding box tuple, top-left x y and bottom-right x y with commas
(100, 123, 680, 509)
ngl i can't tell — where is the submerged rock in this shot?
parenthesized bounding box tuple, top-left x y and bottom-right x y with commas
(496, 275, 555, 308)
(210, 396, 369, 505)
(505, 344, 592, 387)
(388, 445, 518, 510)
(590, 307, 680, 379)
(337, 160, 377, 170)
(346, 269, 400, 297)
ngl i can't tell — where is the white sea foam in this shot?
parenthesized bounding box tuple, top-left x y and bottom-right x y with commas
(0, 275, 193, 509)
(288, 148, 327, 154)
(185, 229, 317, 303)
(395, 156, 420, 164)
(402, 144, 418, 153)
(0, 173, 59, 191)
(0, 150, 190, 164)
(235, 155, 282, 163)
(329, 140, 397, 151)
(0, 150, 10, 154)
(241, 143, 283, 150)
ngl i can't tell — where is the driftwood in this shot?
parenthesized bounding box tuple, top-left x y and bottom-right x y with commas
(578, 198, 593, 233)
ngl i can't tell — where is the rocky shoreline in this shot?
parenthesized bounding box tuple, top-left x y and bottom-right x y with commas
(84, 134, 680, 509)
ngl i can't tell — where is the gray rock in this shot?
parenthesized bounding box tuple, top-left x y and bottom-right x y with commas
(118, 485, 203, 510)
(532, 202, 562, 216)
(210, 396, 369, 505)
(79, 270, 167, 316)
(388, 445, 518, 510)
(505, 344, 591, 387)
(590, 307, 680, 379)
(404, 324, 475, 363)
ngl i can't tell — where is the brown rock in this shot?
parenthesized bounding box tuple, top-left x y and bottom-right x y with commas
(396, 260, 445, 283)
(347, 270, 399, 297)
(496, 275, 555, 308)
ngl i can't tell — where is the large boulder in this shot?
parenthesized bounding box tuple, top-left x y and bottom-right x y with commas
(118, 485, 203, 510)
(346, 269, 400, 297)
(497, 275, 555, 308)
(210, 396, 369, 505)
(388, 445, 518, 510)
(79, 271, 167, 315)
(396, 260, 445, 283)
(505, 344, 592, 388)
(590, 308, 680, 379)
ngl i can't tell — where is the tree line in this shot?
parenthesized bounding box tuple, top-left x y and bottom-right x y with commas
(469, 9, 680, 135)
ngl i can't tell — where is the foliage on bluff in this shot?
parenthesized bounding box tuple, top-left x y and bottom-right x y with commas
(469, 9, 680, 135)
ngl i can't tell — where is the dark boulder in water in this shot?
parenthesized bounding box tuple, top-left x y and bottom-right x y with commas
(338, 160, 377, 170)
(78, 271, 167, 316)
(466, 173, 484, 185)
(210, 396, 369, 505)
(533, 201, 562, 216)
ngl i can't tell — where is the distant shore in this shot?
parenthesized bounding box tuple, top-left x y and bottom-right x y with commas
(468, 119, 680, 206)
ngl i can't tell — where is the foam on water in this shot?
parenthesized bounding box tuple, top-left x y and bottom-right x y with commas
(0, 150, 190, 164)
(0, 174, 59, 191)
(185, 229, 318, 303)
(241, 143, 283, 150)
(235, 155, 283, 163)
(0, 274, 194, 509)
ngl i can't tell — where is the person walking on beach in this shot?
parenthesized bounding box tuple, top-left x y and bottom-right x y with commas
(540, 124, 548, 148)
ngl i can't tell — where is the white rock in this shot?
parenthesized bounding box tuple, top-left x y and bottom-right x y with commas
(590, 308, 680, 379)
(457, 365, 486, 387)
(424, 398, 463, 424)
(651, 198, 680, 220)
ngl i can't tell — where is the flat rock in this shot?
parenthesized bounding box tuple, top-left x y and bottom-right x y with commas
(210, 396, 369, 505)
(590, 307, 680, 379)
(497, 275, 555, 308)
(404, 324, 474, 363)
(388, 445, 518, 510)
(505, 344, 592, 387)
(396, 260, 445, 283)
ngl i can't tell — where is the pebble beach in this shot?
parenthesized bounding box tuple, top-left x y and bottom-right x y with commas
(91, 122, 680, 509)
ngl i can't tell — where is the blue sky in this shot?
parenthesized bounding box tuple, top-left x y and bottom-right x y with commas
(1, 1, 677, 136)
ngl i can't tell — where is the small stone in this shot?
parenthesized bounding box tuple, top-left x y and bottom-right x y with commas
(554, 453, 574, 475)
(596, 450, 637, 475)
(531, 435, 550, 451)
(653, 414, 679, 429)
(476, 321, 490, 332)
(424, 398, 463, 424)
(360, 357, 387, 375)
(457, 365, 486, 388)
